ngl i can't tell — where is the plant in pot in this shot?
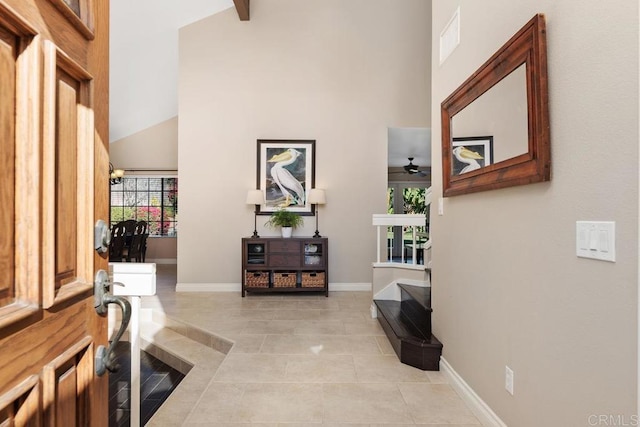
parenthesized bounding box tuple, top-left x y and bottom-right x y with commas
(265, 208, 303, 238)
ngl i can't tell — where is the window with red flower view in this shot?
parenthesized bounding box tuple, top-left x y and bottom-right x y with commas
(110, 177, 178, 236)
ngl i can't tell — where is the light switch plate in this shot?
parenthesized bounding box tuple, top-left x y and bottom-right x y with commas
(505, 366, 514, 395)
(576, 221, 615, 262)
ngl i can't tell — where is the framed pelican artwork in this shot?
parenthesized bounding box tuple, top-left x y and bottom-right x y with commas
(451, 136, 493, 176)
(256, 139, 316, 215)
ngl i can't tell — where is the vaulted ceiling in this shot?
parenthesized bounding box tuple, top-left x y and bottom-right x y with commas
(110, 1, 431, 171)
(109, 0, 235, 142)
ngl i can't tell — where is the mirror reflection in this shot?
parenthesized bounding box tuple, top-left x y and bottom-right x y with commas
(440, 13, 550, 197)
(451, 64, 528, 171)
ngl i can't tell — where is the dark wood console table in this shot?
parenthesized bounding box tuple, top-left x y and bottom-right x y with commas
(241, 237, 328, 297)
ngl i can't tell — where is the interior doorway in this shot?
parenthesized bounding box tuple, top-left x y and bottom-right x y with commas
(387, 127, 431, 262)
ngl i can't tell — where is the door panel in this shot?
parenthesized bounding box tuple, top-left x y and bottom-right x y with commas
(43, 41, 94, 309)
(0, 0, 109, 425)
(55, 76, 79, 285)
(55, 367, 77, 427)
(0, 3, 39, 329)
(48, 0, 94, 40)
(43, 337, 93, 426)
(0, 25, 16, 308)
(0, 375, 40, 427)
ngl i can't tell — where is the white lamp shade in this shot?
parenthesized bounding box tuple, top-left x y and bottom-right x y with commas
(246, 189, 264, 205)
(308, 189, 326, 204)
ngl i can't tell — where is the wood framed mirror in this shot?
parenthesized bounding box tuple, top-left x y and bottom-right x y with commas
(441, 14, 550, 197)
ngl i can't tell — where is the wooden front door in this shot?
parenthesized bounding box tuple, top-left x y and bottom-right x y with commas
(0, 0, 110, 425)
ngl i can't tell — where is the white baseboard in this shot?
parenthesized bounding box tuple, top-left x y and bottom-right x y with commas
(330, 282, 371, 292)
(440, 357, 508, 427)
(175, 282, 372, 292)
(146, 258, 177, 264)
(176, 282, 239, 292)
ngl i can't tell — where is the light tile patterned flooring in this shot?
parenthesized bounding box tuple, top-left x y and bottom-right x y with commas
(141, 264, 480, 426)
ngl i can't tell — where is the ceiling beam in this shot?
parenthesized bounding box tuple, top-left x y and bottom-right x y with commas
(233, 0, 250, 21)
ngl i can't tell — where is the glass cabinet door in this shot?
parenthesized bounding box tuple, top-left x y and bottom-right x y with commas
(247, 242, 266, 265)
(303, 241, 323, 267)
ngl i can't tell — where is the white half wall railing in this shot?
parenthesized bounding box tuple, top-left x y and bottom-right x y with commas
(372, 186, 432, 266)
(372, 213, 430, 265)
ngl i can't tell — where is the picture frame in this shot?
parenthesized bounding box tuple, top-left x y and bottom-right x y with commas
(257, 139, 315, 215)
(451, 136, 493, 176)
(442, 15, 549, 196)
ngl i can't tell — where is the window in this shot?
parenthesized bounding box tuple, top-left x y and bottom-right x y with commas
(387, 184, 428, 260)
(110, 177, 177, 236)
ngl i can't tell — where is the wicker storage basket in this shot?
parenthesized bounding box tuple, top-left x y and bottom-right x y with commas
(273, 272, 297, 287)
(245, 271, 269, 288)
(301, 271, 325, 288)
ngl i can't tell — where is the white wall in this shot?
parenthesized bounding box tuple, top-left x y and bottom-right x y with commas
(431, 2, 638, 426)
(109, 0, 234, 141)
(178, 0, 431, 287)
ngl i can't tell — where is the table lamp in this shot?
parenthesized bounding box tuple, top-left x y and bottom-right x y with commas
(246, 189, 264, 238)
(308, 189, 326, 238)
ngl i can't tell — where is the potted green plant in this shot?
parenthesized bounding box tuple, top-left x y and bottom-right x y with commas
(265, 208, 304, 238)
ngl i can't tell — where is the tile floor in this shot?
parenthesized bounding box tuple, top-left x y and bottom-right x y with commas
(141, 264, 480, 426)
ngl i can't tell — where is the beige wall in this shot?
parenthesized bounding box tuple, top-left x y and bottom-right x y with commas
(109, 117, 179, 260)
(431, 2, 638, 426)
(144, 237, 177, 263)
(372, 266, 430, 296)
(110, 116, 178, 170)
(178, 0, 431, 286)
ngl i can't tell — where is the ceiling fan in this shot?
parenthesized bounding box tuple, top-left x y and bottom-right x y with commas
(402, 157, 428, 176)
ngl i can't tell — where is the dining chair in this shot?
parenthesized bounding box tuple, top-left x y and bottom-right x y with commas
(124, 221, 147, 262)
(109, 222, 127, 262)
(122, 219, 136, 247)
(136, 221, 149, 262)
